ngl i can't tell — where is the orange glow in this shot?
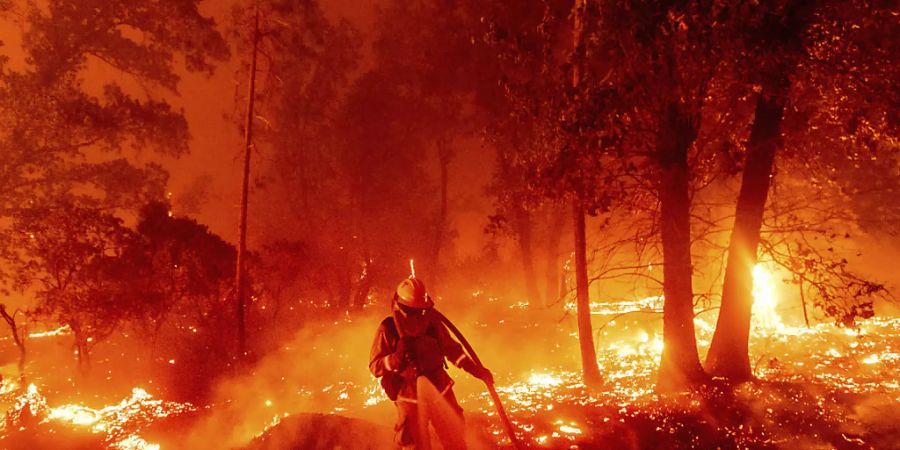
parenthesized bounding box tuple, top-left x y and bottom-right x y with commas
(752, 263, 783, 330)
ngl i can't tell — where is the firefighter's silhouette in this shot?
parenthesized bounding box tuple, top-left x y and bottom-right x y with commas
(369, 276, 492, 449)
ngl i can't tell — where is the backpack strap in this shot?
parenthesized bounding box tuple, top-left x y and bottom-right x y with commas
(379, 317, 403, 401)
(426, 320, 448, 370)
(383, 317, 399, 343)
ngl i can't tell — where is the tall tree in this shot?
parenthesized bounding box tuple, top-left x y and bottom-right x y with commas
(706, 0, 810, 380)
(0, 304, 27, 380)
(570, 0, 602, 386)
(232, 0, 361, 310)
(0, 0, 227, 371)
(706, 0, 900, 379)
(482, 0, 620, 385)
(542, 208, 568, 308)
(235, 0, 260, 357)
(131, 201, 239, 397)
(15, 202, 136, 372)
(599, 0, 736, 390)
(368, 0, 500, 287)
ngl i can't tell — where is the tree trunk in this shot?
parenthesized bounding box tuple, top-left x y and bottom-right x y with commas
(656, 102, 707, 392)
(574, 197, 602, 386)
(72, 326, 91, 375)
(339, 269, 352, 310)
(235, 0, 260, 357)
(353, 259, 374, 310)
(513, 209, 542, 309)
(0, 305, 26, 380)
(569, 0, 601, 386)
(705, 82, 787, 380)
(543, 208, 566, 308)
(78, 341, 90, 373)
(431, 138, 452, 287)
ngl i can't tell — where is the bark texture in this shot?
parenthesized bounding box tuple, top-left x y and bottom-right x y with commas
(655, 103, 707, 392)
(235, 1, 260, 356)
(543, 209, 566, 308)
(513, 210, 542, 309)
(574, 198, 602, 386)
(706, 82, 787, 379)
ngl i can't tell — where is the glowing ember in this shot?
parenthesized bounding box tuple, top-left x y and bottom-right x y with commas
(9, 293, 898, 449)
(48, 403, 101, 425)
(565, 295, 664, 316)
(471, 312, 900, 448)
(3, 384, 195, 449)
(528, 372, 563, 387)
(862, 354, 880, 364)
(113, 436, 161, 450)
(362, 381, 384, 407)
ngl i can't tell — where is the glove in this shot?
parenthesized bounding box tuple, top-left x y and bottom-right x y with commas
(461, 357, 494, 385)
(388, 337, 416, 371)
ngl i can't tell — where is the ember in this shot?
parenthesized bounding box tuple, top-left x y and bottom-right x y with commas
(1, 384, 194, 449)
(0, 0, 896, 449)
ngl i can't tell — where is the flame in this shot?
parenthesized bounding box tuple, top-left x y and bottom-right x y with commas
(527, 372, 563, 387)
(4, 384, 195, 449)
(563, 295, 664, 316)
(862, 354, 880, 364)
(28, 325, 72, 339)
(752, 263, 783, 330)
(254, 413, 288, 439)
(5, 285, 899, 449)
(47, 403, 100, 425)
(113, 436, 161, 450)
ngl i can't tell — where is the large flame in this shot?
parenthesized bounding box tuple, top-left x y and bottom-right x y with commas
(752, 263, 783, 330)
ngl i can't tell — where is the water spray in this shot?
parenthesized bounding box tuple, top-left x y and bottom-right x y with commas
(434, 311, 523, 449)
(404, 260, 521, 447)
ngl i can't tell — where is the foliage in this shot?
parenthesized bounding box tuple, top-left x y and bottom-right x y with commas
(130, 202, 240, 398)
(13, 201, 136, 368)
(0, 0, 227, 373)
(131, 201, 237, 334)
(0, 0, 228, 283)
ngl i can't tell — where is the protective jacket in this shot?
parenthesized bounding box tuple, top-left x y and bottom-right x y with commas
(369, 307, 479, 403)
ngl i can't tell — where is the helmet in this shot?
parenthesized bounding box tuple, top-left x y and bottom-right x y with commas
(395, 277, 431, 309)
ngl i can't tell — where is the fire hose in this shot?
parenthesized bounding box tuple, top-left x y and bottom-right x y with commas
(433, 310, 524, 450)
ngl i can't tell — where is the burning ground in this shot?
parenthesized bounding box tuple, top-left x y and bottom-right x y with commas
(2, 265, 899, 449)
(0, 0, 897, 448)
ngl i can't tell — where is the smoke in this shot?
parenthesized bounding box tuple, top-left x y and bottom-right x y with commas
(174, 312, 389, 449)
(168, 278, 585, 449)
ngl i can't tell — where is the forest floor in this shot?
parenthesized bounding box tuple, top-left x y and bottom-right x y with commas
(240, 380, 900, 449)
(1, 301, 899, 449)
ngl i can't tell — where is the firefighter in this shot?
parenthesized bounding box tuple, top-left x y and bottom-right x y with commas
(369, 277, 493, 450)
